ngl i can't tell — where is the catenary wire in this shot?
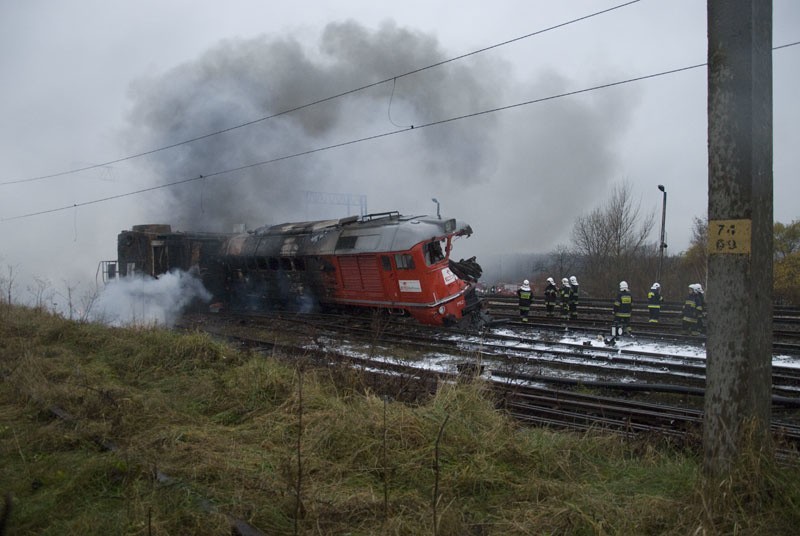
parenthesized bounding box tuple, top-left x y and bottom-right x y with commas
(0, 62, 707, 222)
(774, 40, 800, 51)
(0, 0, 642, 187)
(2, 40, 797, 223)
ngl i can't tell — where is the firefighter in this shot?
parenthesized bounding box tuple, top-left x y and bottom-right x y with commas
(559, 277, 571, 319)
(647, 282, 663, 323)
(568, 275, 580, 320)
(692, 283, 706, 334)
(544, 277, 558, 317)
(682, 284, 701, 335)
(613, 280, 633, 336)
(517, 279, 533, 322)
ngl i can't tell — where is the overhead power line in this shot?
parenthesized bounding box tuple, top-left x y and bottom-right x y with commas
(774, 40, 800, 50)
(0, 0, 641, 187)
(2, 42, 797, 224)
(0, 61, 706, 223)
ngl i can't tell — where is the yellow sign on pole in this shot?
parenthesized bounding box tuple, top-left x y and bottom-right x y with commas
(708, 219, 752, 254)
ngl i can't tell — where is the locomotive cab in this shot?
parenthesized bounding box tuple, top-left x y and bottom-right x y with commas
(393, 234, 466, 325)
(364, 215, 480, 326)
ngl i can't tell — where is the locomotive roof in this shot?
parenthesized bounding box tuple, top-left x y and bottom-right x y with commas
(242, 211, 472, 255)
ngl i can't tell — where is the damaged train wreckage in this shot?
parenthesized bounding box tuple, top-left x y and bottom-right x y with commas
(102, 211, 486, 327)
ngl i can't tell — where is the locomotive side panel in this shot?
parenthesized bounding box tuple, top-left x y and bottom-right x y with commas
(223, 233, 323, 312)
(338, 255, 382, 294)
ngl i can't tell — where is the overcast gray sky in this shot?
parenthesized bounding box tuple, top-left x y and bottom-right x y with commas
(1, 0, 798, 302)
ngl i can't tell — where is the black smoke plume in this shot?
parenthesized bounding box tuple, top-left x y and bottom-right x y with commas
(125, 20, 504, 231)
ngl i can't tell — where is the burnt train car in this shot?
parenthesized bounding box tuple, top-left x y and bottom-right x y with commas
(107, 212, 485, 327)
(112, 224, 232, 300)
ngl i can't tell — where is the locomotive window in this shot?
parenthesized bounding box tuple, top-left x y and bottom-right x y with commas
(268, 257, 280, 270)
(294, 258, 306, 271)
(395, 253, 415, 270)
(336, 236, 358, 249)
(280, 258, 293, 271)
(381, 255, 392, 271)
(424, 239, 446, 266)
(257, 257, 268, 270)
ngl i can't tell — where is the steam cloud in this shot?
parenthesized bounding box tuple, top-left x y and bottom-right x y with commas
(89, 270, 211, 327)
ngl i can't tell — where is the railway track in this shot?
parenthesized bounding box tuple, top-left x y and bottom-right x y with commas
(484, 296, 800, 353)
(206, 309, 800, 400)
(176, 310, 800, 451)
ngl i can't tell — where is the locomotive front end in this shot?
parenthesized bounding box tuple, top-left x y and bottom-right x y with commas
(393, 217, 485, 327)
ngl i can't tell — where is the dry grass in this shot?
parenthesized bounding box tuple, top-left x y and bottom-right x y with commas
(1, 303, 799, 534)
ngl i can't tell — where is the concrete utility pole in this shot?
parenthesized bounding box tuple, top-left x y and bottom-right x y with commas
(705, 0, 773, 476)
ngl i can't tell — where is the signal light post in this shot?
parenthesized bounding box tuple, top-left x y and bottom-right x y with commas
(657, 184, 667, 283)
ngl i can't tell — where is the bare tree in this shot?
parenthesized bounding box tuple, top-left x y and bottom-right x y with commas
(56, 280, 80, 320)
(570, 181, 655, 296)
(27, 277, 55, 311)
(1, 264, 18, 304)
(681, 216, 709, 287)
(545, 245, 577, 281)
(79, 287, 102, 323)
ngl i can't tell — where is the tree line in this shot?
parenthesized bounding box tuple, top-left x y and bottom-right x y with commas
(530, 182, 799, 305)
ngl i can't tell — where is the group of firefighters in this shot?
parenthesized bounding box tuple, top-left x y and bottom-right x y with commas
(515, 276, 580, 323)
(515, 278, 707, 336)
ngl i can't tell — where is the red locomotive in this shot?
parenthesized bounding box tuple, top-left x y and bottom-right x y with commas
(108, 211, 485, 327)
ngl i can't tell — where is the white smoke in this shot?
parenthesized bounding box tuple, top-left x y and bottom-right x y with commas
(88, 270, 211, 327)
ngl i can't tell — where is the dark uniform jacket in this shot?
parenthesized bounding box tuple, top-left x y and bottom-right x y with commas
(647, 290, 663, 315)
(559, 286, 571, 310)
(569, 285, 579, 311)
(613, 290, 632, 319)
(544, 283, 558, 306)
(682, 292, 700, 324)
(517, 287, 533, 306)
(695, 292, 705, 325)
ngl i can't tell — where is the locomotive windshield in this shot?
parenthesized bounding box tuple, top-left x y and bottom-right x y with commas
(424, 239, 447, 266)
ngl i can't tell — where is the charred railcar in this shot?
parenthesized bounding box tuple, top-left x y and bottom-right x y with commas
(108, 212, 484, 326)
(114, 224, 232, 300)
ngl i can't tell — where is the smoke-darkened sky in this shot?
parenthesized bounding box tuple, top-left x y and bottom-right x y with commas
(1, 0, 798, 304)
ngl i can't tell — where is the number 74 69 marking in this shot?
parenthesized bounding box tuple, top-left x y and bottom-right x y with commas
(709, 219, 751, 255)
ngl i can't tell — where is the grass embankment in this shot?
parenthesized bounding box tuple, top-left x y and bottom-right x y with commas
(1, 304, 799, 535)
